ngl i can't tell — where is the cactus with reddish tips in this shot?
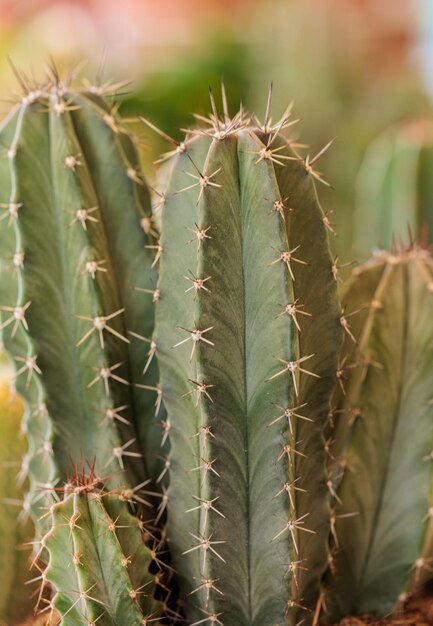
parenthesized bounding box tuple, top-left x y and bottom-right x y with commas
(148, 88, 342, 626)
(354, 120, 433, 256)
(42, 485, 161, 625)
(325, 248, 433, 620)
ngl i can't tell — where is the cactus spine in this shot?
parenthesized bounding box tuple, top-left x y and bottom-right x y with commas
(150, 89, 342, 626)
(325, 248, 433, 619)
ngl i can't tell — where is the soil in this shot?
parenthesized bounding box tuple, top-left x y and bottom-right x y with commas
(333, 592, 433, 626)
(14, 592, 433, 625)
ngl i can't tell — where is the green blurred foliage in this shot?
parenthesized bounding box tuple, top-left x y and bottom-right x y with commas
(116, 1, 433, 264)
(120, 34, 251, 172)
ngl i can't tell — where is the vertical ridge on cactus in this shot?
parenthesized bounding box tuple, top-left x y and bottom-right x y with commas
(151, 91, 342, 626)
(0, 102, 59, 524)
(69, 92, 165, 488)
(325, 248, 433, 620)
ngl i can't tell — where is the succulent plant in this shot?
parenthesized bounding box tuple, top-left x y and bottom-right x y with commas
(354, 120, 433, 257)
(0, 72, 166, 517)
(42, 483, 161, 625)
(146, 88, 343, 626)
(8, 73, 428, 626)
(324, 247, 433, 620)
(0, 73, 165, 622)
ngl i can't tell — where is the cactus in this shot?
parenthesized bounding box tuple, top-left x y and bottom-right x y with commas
(42, 483, 160, 625)
(324, 247, 433, 620)
(148, 88, 343, 626)
(0, 381, 34, 625)
(0, 74, 165, 522)
(0, 73, 164, 621)
(354, 120, 433, 257)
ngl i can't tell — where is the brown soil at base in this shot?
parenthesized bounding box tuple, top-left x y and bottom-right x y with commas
(14, 593, 433, 625)
(332, 593, 433, 626)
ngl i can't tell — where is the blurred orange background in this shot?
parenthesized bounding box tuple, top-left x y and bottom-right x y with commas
(0, 0, 430, 257)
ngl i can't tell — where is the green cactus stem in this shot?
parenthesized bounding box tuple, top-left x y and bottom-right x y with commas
(0, 75, 165, 526)
(325, 247, 433, 620)
(42, 483, 160, 625)
(149, 88, 342, 626)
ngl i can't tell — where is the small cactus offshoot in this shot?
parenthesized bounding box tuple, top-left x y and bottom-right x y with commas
(42, 477, 161, 625)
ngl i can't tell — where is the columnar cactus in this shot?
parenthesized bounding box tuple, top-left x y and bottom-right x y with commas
(0, 76, 165, 522)
(325, 247, 433, 620)
(149, 90, 342, 625)
(42, 483, 161, 625)
(0, 74, 164, 621)
(354, 120, 433, 256)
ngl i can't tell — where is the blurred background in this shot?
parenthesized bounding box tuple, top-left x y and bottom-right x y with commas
(0, 0, 432, 259)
